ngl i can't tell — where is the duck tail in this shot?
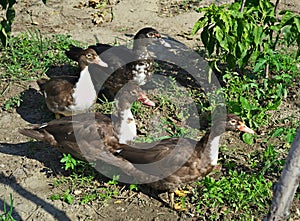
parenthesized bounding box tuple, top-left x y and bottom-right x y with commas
(19, 127, 57, 146)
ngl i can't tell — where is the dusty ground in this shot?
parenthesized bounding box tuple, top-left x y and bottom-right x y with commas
(0, 0, 299, 220)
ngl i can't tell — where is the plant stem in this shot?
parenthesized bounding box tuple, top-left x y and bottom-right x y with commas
(240, 0, 246, 13)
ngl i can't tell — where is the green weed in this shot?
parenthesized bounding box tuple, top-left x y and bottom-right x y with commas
(194, 171, 272, 220)
(192, 0, 300, 70)
(0, 31, 81, 81)
(0, 194, 16, 221)
(52, 154, 120, 205)
(4, 94, 22, 111)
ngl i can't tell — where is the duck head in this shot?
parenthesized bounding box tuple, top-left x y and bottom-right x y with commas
(78, 48, 108, 70)
(133, 27, 171, 51)
(224, 114, 255, 134)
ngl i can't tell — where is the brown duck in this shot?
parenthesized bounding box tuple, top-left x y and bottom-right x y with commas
(37, 48, 108, 118)
(19, 111, 254, 208)
(20, 82, 150, 154)
(113, 114, 254, 208)
(65, 27, 170, 96)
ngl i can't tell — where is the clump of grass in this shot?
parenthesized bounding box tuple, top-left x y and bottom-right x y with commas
(50, 154, 120, 205)
(1, 193, 16, 221)
(4, 93, 22, 111)
(193, 171, 272, 220)
(0, 30, 82, 81)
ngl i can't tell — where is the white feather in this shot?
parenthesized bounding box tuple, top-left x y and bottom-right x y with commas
(118, 109, 137, 144)
(69, 67, 96, 113)
(209, 135, 220, 165)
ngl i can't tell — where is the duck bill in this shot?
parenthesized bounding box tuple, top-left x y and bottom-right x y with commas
(237, 123, 255, 134)
(138, 93, 155, 107)
(95, 57, 108, 67)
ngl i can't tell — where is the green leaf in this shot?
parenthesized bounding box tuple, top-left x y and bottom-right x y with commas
(242, 132, 254, 145)
(286, 130, 296, 143)
(280, 11, 295, 26)
(201, 26, 209, 48)
(253, 25, 263, 46)
(191, 17, 208, 35)
(240, 97, 251, 110)
(253, 58, 267, 72)
(271, 128, 284, 138)
(295, 17, 300, 32)
(215, 26, 227, 51)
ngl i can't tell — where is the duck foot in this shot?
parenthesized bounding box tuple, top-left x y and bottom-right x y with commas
(174, 189, 190, 197)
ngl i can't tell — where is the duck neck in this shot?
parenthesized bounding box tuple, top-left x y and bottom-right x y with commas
(207, 134, 221, 166)
(72, 67, 97, 109)
(133, 42, 150, 60)
(114, 103, 136, 145)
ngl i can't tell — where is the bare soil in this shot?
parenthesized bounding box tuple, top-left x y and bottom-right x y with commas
(0, 0, 299, 220)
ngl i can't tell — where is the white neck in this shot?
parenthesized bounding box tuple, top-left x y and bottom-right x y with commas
(70, 67, 97, 112)
(117, 108, 136, 144)
(208, 135, 221, 166)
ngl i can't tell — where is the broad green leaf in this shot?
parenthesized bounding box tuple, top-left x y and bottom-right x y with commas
(294, 17, 300, 32)
(253, 26, 263, 46)
(215, 26, 227, 50)
(220, 12, 231, 33)
(207, 30, 215, 55)
(191, 20, 202, 35)
(282, 25, 296, 46)
(253, 58, 267, 72)
(280, 11, 295, 26)
(201, 26, 209, 49)
(240, 96, 256, 110)
(191, 17, 209, 35)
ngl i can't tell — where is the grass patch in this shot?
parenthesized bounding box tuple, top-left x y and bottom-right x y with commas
(0, 30, 82, 81)
(1, 24, 298, 218)
(194, 171, 272, 220)
(51, 154, 120, 205)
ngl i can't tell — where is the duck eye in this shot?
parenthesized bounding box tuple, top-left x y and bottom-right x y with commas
(130, 90, 138, 96)
(229, 119, 237, 124)
(147, 33, 154, 37)
(86, 53, 92, 58)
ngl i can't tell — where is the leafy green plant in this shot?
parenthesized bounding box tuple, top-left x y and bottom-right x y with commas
(4, 94, 22, 111)
(62, 189, 74, 204)
(50, 189, 74, 204)
(223, 72, 273, 128)
(0, 0, 48, 47)
(192, 0, 300, 70)
(194, 171, 272, 220)
(270, 127, 297, 144)
(51, 153, 121, 205)
(222, 48, 297, 129)
(129, 184, 139, 191)
(1, 193, 16, 221)
(60, 154, 83, 171)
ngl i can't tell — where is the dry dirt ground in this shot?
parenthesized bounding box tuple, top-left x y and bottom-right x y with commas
(0, 0, 299, 220)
